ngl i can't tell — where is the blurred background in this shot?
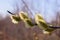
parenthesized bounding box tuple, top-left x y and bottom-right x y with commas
(0, 0, 60, 40)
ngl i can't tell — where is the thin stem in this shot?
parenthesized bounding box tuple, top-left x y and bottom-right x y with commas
(49, 26, 60, 29)
(7, 10, 15, 15)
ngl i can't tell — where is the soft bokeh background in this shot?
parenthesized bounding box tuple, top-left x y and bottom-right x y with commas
(0, 0, 60, 40)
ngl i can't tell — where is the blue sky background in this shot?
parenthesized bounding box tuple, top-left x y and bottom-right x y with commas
(0, 0, 60, 22)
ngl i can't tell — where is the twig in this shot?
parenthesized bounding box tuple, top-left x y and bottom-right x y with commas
(7, 10, 15, 15)
(49, 26, 60, 29)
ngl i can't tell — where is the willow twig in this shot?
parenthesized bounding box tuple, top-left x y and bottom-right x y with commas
(49, 26, 60, 29)
(7, 10, 15, 15)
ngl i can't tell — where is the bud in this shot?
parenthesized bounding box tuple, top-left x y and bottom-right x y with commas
(10, 15, 21, 24)
(35, 13, 54, 34)
(19, 11, 34, 28)
(35, 13, 48, 29)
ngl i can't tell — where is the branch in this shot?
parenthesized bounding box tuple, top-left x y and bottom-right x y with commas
(7, 10, 60, 29)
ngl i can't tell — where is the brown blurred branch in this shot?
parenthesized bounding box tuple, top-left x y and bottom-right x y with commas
(21, 0, 33, 16)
